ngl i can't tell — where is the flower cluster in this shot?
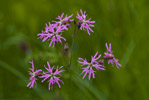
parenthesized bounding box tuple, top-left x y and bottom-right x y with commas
(37, 9, 95, 47)
(37, 22, 67, 47)
(78, 43, 121, 79)
(27, 61, 64, 90)
(27, 9, 121, 91)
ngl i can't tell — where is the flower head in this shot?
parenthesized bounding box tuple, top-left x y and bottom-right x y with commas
(39, 62, 64, 90)
(78, 52, 104, 80)
(53, 13, 74, 30)
(104, 43, 121, 68)
(27, 61, 42, 88)
(37, 23, 66, 47)
(76, 9, 95, 35)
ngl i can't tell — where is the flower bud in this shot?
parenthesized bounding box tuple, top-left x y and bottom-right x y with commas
(103, 54, 114, 59)
(97, 60, 104, 66)
(19, 42, 28, 52)
(62, 21, 66, 25)
(68, 19, 71, 25)
(62, 43, 69, 56)
(66, 24, 71, 27)
(77, 21, 82, 29)
(74, 20, 76, 25)
(64, 43, 69, 51)
(87, 60, 91, 63)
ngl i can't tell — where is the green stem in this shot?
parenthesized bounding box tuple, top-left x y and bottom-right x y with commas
(69, 36, 75, 68)
(68, 25, 76, 68)
(68, 25, 79, 100)
(83, 79, 93, 100)
(68, 25, 79, 68)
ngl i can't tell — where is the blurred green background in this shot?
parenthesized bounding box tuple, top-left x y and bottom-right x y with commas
(0, 0, 149, 100)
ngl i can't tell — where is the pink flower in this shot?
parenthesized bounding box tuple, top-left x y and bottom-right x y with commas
(39, 62, 64, 90)
(104, 43, 121, 68)
(27, 61, 42, 88)
(37, 23, 66, 47)
(78, 52, 105, 80)
(53, 13, 74, 30)
(76, 9, 95, 35)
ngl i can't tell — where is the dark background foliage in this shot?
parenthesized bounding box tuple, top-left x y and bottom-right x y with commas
(0, 0, 149, 100)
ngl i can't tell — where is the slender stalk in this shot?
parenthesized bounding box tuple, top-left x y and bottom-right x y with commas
(68, 25, 76, 68)
(69, 26, 79, 68)
(66, 24, 75, 100)
(69, 36, 75, 68)
(56, 46, 68, 67)
(83, 79, 93, 100)
(68, 24, 79, 100)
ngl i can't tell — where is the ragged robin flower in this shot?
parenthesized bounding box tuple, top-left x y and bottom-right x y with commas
(78, 52, 105, 80)
(37, 23, 66, 47)
(39, 61, 64, 90)
(27, 61, 42, 88)
(53, 13, 74, 30)
(76, 9, 95, 35)
(104, 43, 121, 68)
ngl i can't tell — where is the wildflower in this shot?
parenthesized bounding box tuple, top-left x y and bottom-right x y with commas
(76, 9, 95, 35)
(40, 62, 64, 90)
(37, 23, 66, 47)
(27, 61, 42, 88)
(78, 52, 105, 80)
(53, 13, 74, 30)
(104, 43, 121, 68)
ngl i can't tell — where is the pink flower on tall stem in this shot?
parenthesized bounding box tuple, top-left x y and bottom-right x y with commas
(104, 43, 121, 68)
(76, 9, 95, 35)
(37, 23, 66, 47)
(78, 52, 105, 80)
(27, 61, 42, 88)
(39, 62, 64, 90)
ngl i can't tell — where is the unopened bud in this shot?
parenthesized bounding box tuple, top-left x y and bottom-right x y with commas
(104, 55, 114, 59)
(62, 43, 69, 56)
(66, 24, 71, 27)
(19, 42, 28, 52)
(87, 60, 91, 63)
(36, 72, 42, 76)
(62, 21, 66, 25)
(68, 20, 71, 25)
(98, 60, 104, 65)
(74, 20, 76, 25)
(64, 43, 69, 51)
(77, 21, 82, 29)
